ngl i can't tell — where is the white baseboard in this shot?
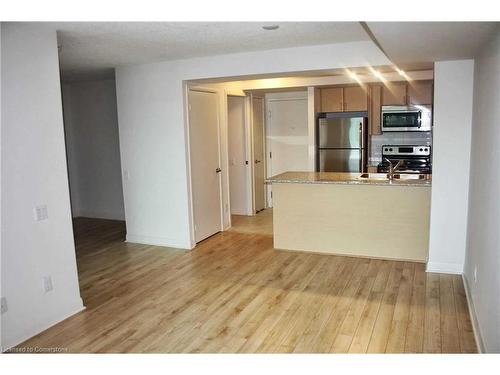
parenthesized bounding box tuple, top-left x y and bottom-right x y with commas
(77, 210, 125, 221)
(426, 261, 464, 274)
(462, 274, 485, 353)
(126, 233, 192, 250)
(2, 298, 85, 351)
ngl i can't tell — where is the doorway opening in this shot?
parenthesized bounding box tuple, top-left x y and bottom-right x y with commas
(61, 77, 127, 296)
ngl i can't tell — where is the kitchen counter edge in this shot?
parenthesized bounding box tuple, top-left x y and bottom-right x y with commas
(266, 172, 432, 188)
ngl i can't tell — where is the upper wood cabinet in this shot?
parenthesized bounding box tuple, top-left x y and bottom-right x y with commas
(369, 85, 382, 136)
(382, 83, 407, 106)
(319, 81, 432, 115)
(343, 86, 368, 111)
(407, 81, 433, 105)
(320, 87, 343, 112)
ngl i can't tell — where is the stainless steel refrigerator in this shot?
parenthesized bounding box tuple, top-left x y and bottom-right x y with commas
(316, 112, 368, 173)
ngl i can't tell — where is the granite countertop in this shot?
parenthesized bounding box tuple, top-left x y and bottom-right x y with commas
(266, 172, 432, 187)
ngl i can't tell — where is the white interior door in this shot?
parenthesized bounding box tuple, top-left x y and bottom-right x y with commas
(252, 97, 266, 212)
(267, 97, 309, 206)
(227, 96, 247, 215)
(188, 89, 222, 243)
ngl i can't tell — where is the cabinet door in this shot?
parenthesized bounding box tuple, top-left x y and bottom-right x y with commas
(320, 87, 343, 112)
(369, 85, 382, 135)
(343, 86, 368, 111)
(408, 81, 433, 105)
(382, 83, 407, 106)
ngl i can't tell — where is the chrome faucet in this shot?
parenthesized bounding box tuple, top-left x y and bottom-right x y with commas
(384, 158, 404, 180)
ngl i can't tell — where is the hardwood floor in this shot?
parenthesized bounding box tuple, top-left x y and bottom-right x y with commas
(18, 217, 477, 353)
(230, 208, 273, 235)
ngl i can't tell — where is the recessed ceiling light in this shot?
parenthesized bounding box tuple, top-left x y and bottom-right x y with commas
(262, 25, 279, 31)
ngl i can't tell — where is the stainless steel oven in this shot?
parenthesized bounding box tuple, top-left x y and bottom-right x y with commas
(381, 105, 432, 132)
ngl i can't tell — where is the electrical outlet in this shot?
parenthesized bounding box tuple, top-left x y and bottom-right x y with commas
(123, 170, 130, 180)
(1, 297, 7, 314)
(43, 276, 54, 293)
(473, 266, 478, 283)
(34, 205, 48, 221)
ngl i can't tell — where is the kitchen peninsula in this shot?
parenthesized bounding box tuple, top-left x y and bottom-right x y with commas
(267, 172, 431, 262)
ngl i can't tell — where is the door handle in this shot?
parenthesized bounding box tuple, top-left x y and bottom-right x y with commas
(215, 168, 222, 173)
(255, 159, 261, 164)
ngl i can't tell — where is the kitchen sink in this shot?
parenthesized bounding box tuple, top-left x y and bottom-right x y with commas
(358, 173, 389, 180)
(358, 173, 430, 181)
(393, 173, 429, 180)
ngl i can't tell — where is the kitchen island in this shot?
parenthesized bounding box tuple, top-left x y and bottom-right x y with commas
(267, 172, 431, 262)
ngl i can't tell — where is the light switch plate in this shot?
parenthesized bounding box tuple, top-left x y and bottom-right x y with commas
(43, 276, 54, 293)
(34, 205, 48, 221)
(1, 297, 7, 314)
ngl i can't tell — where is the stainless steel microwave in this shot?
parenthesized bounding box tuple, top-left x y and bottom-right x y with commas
(381, 105, 432, 132)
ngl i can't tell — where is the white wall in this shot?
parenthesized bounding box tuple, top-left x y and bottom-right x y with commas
(463, 28, 500, 353)
(265, 91, 309, 176)
(1, 24, 84, 349)
(115, 41, 390, 248)
(427, 60, 474, 274)
(62, 80, 125, 220)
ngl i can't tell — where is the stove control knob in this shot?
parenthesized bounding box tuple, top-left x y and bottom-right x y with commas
(420, 148, 423, 151)
(384, 148, 388, 151)
(389, 148, 393, 151)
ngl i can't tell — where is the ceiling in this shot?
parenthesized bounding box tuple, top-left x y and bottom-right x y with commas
(52, 22, 370, 80)
(367, 22, 498, 64)
(50, 21, 498, 81)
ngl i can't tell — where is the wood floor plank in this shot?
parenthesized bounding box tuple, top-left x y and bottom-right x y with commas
(347, 260, 393, 353)
(309, 258, 373, 352)
(14, 216, 477, 353)
(385, 262, 415, 353)
(440, 274, 461, 353)
(404, 263, 426, 353)
(330, 260, 381, 353)
(366, 260, 404, 353)
(423, 273, 441, 353)
(452, 276, 477, 353)
(291, 257, 357, 353)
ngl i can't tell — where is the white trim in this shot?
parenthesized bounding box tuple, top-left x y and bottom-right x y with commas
(307, 87, 318, 172)
(76, 210, 125, 221)
(2, 300, 85, 351)
(426, 261, 464, 274)
(462, 274, 485, 353)
(226, 90, 246, 97)
(126, 233, 192, 250)
(183, 82, 197, 248)
(226, 92, 251, 217)
(244, 95, 254, 216)
(219, 90, 231, 230)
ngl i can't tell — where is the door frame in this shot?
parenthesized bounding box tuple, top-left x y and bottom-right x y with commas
(226, 92, 253, 217)
(184, 85, 224, 247)
(250, 94, 267, 214)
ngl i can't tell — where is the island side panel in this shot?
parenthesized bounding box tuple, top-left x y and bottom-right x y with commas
(272, 183, 431, 262)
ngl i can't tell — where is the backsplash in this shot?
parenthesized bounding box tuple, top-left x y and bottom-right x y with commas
(369, 132, 432, 164)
